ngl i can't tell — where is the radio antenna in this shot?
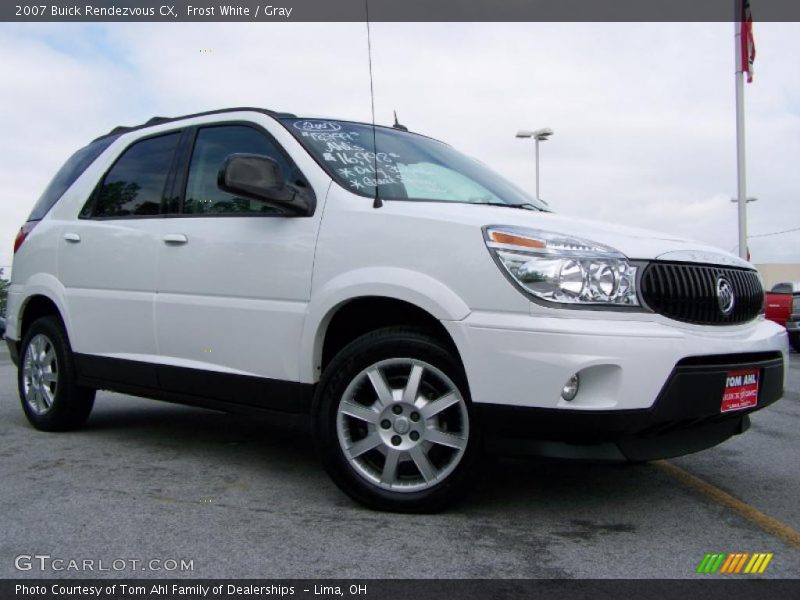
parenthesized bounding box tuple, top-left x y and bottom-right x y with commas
(393, 110, 408, 131)
(365, 0, 382, 208)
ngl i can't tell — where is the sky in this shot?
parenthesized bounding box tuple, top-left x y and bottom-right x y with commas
(0, 21, 799, 274)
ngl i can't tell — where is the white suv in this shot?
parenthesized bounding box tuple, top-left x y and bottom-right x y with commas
(6, 108, 788, 511)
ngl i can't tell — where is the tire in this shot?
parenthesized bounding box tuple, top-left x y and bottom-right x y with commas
(790, 332, 800, 353)
(313, 327, 479, 513)
(18, 316, 95, 431)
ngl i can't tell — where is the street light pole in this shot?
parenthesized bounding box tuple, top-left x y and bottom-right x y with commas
(535, 137, 541, 200)
(734, 10, 750, 260)
(516, 128, 553, 201)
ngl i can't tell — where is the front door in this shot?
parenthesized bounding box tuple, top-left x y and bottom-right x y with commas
(154, 122, 322, 409)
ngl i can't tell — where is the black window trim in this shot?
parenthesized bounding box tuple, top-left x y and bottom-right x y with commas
(79, 128, 184, 221)
(166, 120, 316, 219)
(162, 128, 196, 215)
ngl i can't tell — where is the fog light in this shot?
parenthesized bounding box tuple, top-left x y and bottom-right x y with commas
(561, 374, 580, 401)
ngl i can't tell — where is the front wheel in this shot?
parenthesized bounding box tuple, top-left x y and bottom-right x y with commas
(313, 327, 479, 512)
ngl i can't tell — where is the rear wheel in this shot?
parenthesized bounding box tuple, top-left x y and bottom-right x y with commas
(313, 327, 478, 512)
(18, 316, 95, 431)
(790, 332, 800, 353)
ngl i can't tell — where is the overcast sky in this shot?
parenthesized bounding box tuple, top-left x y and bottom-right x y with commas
(1, 21, 798, 273)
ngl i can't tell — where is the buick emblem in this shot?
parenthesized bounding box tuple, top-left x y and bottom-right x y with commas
(716, 276, 735, 316)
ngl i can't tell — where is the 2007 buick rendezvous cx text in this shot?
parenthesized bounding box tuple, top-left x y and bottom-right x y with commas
(20, 5, 296, 18)
(5, 108, 787, 511)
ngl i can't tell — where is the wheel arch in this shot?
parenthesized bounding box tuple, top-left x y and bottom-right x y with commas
(300, 268, 471, 383)
(19, 294, 67, 342)
(14, 274, 71, 344)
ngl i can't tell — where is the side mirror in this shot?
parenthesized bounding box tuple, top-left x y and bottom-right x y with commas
(217, 153, 312, 214)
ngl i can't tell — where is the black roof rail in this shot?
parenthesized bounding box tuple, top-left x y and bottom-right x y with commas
(91, 107, 297, 143)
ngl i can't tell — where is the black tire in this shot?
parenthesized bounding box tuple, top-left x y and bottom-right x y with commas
(18, 316, 95, 431)
(790, 332, 800, 353)
(313, 327, 480, 513)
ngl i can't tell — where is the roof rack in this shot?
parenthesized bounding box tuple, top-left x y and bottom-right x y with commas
(92, 107, 297, 142)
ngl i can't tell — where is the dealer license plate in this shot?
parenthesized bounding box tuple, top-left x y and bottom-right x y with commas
(721, 369, 759, 413)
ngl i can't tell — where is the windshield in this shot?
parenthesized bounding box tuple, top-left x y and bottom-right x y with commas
(281, 118, 547, 209)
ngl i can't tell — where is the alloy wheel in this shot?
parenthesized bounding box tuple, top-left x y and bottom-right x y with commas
(336, 358, 469, 492)
(22, 333, 59, 415)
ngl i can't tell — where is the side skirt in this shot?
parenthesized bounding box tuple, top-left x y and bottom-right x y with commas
(74, 353, 313, 428)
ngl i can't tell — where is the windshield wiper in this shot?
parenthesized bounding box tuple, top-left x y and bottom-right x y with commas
(473, 201, 542, 211)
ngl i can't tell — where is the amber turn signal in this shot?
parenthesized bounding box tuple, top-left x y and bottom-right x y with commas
(488, 231, 546, 249)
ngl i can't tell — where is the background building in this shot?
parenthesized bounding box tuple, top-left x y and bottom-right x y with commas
(755, 263, 800, 289)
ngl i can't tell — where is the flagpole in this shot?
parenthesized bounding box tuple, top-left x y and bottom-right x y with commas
(734, 14, 748, 260)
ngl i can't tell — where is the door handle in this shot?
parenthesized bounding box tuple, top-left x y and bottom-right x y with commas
(63, 232, 81, 243)
(163, 233, 188, 245)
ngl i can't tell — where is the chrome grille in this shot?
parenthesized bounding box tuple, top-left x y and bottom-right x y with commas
(640, 263, 763, 325)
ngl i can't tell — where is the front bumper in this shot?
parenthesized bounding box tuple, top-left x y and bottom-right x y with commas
(478, 352, 783, 461)
(443, 312, 787, 461)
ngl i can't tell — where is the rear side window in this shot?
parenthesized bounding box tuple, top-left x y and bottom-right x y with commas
(87, 133, 180, 218)
(28, 136, 116, 221)
(183, 125, 291, 215)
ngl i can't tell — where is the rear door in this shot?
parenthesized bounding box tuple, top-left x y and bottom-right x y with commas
(58, 131, 181, 386)
(154, 120, 322, 409)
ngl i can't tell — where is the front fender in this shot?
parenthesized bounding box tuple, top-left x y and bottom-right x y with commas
(298, 267, 471, 383)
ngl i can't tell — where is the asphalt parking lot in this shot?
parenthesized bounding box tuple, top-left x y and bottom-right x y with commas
(0, 344, 798, 579)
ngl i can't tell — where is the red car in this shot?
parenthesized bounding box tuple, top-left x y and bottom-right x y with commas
(765, 282, 800, 352)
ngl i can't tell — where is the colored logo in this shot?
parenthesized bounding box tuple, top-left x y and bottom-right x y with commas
(716, 276, 735, 316)
(696, 552, 773, 574)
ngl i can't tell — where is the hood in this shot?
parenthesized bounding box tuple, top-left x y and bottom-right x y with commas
(395, 202, 752, 268)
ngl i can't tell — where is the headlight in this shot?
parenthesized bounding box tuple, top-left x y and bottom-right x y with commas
(485, 226, 639, 306)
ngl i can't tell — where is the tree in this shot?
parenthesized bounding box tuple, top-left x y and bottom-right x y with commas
(0, 267, 8, 317)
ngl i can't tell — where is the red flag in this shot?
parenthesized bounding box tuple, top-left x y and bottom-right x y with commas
(741, 1, 756, 83)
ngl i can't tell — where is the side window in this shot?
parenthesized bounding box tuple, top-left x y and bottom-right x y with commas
(183, 125, 291, 215)
(87, 133, 180, 218)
